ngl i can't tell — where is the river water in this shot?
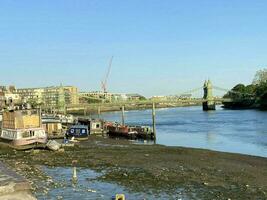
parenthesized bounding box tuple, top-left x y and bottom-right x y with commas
(98, 106, 267, 158)
(36, 166, 189, 200)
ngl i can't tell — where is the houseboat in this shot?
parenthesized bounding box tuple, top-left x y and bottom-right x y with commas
(42, 116, 63, 138)
(66, 125, 89, 140)
(0, 109, 47, 148)
(105, 122, 155, 140)
(132, 126, 154, 140)
(105, 122, 137, 139)
(57, 114, 76, 125)
(78, 117, 104, 135)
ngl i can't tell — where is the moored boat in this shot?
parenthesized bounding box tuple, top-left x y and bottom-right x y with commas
(105, 122, 154, 140)
(65, 125, 89, 140)
(0, 109, 47, 148)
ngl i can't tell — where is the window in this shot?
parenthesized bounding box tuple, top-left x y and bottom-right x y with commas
(29, 131, 34, 137)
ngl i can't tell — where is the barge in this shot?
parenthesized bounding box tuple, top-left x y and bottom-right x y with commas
(105, 122, 155, 140)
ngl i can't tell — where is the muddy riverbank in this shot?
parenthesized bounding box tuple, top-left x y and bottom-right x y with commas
(0, 136, 267, 199)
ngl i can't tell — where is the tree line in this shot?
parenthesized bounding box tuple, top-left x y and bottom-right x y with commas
(223, 69, 267, 110)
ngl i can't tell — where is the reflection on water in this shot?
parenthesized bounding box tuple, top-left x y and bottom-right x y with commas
(36, 166, 188, 200)
(97, 106, 267, 157)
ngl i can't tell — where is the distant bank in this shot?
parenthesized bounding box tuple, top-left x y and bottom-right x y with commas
(67, 102, 203, 115)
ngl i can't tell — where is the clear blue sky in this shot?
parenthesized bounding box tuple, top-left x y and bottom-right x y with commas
(0, 0, 267, 97)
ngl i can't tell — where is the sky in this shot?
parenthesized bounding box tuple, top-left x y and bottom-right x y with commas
(0, 0, 267, 97)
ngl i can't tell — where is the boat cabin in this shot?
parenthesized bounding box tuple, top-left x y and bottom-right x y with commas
(42, 117, 63, 137)
(77, 118, 104, 135)
(90, 119, 103, 135)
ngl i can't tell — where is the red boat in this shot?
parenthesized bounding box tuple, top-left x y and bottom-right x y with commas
(105, 122, 154, 140)
(105, 122, 137, 139)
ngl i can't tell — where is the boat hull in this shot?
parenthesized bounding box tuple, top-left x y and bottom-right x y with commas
(1, 137, 47, 146)
(0, 128, 47, 147)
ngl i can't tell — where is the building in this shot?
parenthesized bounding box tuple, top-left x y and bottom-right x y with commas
(16, 88, 44, 104)
(112, 93, 128, 101)
(179, 94, 192, 99)
(150, 96, 168, 101)
(126, 93, 146, 101)
(79, 91, 146, 103)
(79, 91, 113, 103)
(0, 86, 21, 109)
(81, 91, 113, 101)
(17, 85, 79, 108)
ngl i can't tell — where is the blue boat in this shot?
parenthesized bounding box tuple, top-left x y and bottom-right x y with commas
(66, 125, 89, 140)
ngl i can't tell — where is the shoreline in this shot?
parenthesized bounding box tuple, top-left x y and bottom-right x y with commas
(0, 136, 266, 199)
(67, 102, 203, 115)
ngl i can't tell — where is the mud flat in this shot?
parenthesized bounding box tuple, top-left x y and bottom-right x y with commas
(0, 136, 267, 199)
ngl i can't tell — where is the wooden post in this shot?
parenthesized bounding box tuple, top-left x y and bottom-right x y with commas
(152, 102, 156, 143)
(39, 106, 42, 128)
(121, 105, 125, 126)
(64, 105, 67, 115)
(72, 160, 78, 183)
(84, 107, 87, 117)
(98, 106, 101, 119)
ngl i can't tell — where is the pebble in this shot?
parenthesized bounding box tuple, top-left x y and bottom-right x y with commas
(87, 189, 97, 193)
(57, 149, 65, 153)
(32, 150, 40, 154)
(123, 173, 128, 177)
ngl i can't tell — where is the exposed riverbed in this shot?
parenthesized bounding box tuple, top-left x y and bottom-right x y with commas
(1, 136, 267, 200)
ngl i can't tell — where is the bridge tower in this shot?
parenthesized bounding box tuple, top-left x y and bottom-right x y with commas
(203, 80, 216, 111)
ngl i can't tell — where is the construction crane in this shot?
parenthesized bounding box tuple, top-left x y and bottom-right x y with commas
(101, 56, 113, 93)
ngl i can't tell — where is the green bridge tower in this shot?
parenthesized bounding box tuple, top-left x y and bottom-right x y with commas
(203, 80, 216, 111)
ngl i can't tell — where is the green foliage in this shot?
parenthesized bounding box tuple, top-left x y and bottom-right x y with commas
(255, 80, 267, 109)
(223, 72, 267, 109)
(223, 84, 256, 100)
(139, 96, 147, 101)
(27, 98, 42, 108)
(81, 97, 102, 104)
(255, 80, 267, 97)
(253, 69, 267, 85)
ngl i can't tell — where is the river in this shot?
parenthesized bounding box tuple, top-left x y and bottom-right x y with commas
(98, 106, 267, 158)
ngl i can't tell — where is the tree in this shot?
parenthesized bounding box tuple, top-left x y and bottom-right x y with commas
(253, 69, 267, 85)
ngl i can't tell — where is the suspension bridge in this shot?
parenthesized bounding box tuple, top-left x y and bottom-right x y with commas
(65, 80, 253, 113)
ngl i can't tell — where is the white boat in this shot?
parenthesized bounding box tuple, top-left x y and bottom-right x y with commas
(1, 127, 47, 146)
(0, 109, 47, 147)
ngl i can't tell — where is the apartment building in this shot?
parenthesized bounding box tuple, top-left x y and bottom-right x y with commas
(17, 86, 79, 108)
(0, 86, 21, 108)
